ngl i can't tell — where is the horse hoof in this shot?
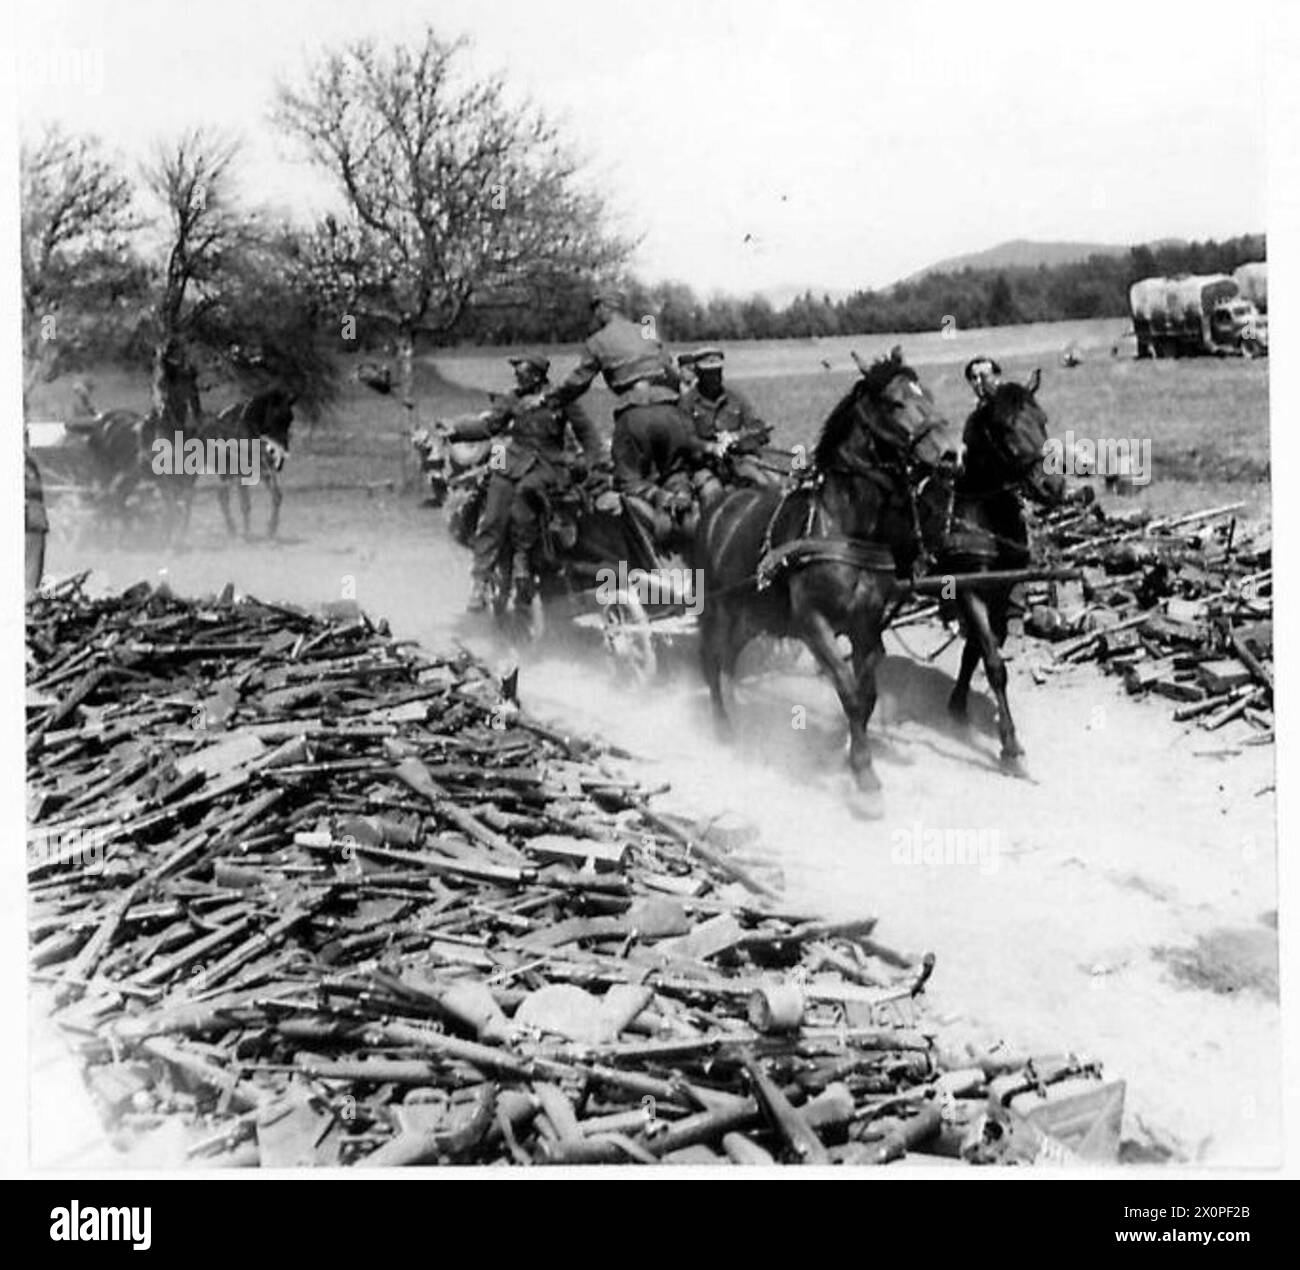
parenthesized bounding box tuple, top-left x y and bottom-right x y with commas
(1000, 752, 1029, 779)
(947, 696, 969, 722)
(851, 787, 886, 820)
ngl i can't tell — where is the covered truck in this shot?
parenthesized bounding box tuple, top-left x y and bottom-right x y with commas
(1129, 273, 1265, 358)
(1233, 261, 1268, 313)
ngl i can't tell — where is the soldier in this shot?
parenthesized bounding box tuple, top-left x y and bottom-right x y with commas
(678, 347, 773, 508)
(441, 353, 603, 612)
(964, 356, 1003, 402)
(549, 287, 702, 532)
(25, 432, 48, 599)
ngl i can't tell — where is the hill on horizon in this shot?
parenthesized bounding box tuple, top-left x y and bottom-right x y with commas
(897, 237, 1190, 284)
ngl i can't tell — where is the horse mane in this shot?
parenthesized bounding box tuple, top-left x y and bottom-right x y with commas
(813, 352, 918, 469)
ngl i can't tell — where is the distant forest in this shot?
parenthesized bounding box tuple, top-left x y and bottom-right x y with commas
(459, 234, 1267, 346)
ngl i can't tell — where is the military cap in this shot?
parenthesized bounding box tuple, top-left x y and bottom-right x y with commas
(964, 356, 1002, 380)
(508, 352, 550, 375)
(688, 347, 725, 370)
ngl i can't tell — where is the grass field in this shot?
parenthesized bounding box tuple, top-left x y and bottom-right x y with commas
(28, 316, 1272, 520)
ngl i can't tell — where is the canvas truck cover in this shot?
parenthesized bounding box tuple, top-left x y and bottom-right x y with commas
(1129, 274, 1239, 322)
(1233, 261, 1267, 313)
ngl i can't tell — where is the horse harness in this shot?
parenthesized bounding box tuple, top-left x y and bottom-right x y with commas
(754, 415, 948, 594)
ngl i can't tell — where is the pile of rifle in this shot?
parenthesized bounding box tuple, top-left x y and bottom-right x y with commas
(27, 578, 1117, 1167)
(1021, 502, 1273, 743)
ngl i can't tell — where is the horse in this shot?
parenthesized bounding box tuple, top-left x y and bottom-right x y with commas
(75, 388, 295, 543)
(699, 354, 1066, 795)
(75, 408, 169, 537)
(938, 371, 1066, 767)
(177, 388, 296, 540)
(697, 347, 957, 797)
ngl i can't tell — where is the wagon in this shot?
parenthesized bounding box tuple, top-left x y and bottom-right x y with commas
(24, 418, 111, 544)
(428, 432, 1080, 680)
(562, 515, 1081, 682)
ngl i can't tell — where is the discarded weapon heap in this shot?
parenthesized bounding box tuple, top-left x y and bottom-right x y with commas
(1021, 501, 1273, 741)
(885, 499, 1273, 741)
(27, 579, 1122, 1167)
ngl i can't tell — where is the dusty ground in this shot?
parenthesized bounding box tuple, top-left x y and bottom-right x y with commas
(31, 481, 1280, 1167)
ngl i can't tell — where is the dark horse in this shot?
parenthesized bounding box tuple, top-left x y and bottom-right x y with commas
(180, 389, 296, 539)
(79, 388, 295, 541)
(698, 348, 956, 796)
(698, 349, 1064, 795)
(938, 371, 1066, 766)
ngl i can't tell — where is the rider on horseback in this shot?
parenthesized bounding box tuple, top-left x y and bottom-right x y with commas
(547, 287, 703, 542)
(678, 347, 774, 511)
(442, 353, 604, 613)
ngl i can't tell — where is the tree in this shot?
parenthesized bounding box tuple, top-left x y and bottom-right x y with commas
(187, 219, 338, 418)
(20, 124, 141, 395)
(986, 272, 1020, 326)
(141, 129, 248, 428)
(274, 26, 632, 482)
(139, 130, 338, 428)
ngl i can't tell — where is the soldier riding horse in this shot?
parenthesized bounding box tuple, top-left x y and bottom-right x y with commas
(698, 347, 1065, 798)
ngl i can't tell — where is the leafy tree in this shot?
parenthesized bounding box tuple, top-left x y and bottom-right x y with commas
(275, 25, 632, 480)
(20, 124, 142, 393)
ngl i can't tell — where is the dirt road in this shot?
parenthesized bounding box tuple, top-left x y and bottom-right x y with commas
(37, 487, 1280, 1166)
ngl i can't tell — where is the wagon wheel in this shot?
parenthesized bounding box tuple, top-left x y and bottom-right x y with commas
(601, 588, 657, 683)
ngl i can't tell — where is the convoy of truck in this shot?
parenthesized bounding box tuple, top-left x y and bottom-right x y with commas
(1128, 266, 1267, 359)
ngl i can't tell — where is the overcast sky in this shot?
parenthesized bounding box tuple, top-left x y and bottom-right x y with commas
(13, 0, 1269, 295)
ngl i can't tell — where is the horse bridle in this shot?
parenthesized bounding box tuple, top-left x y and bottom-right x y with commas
(756, 378, 951, 588)
(958, 400, 1048, 499)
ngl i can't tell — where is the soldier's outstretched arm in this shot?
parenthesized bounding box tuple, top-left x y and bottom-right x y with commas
(549, 342, 601, 405)
(445, 405, 510, 443)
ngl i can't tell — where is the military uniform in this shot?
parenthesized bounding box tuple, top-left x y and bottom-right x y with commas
(448, 361, 602, 587)
(25, 447, 48, 597)
(678, 350, 774, 507)
(555, 309, 681, 403)
(552, 296, 702, 515)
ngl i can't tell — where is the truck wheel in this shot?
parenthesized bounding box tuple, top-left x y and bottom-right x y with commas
(1136, 339, 1151, 360)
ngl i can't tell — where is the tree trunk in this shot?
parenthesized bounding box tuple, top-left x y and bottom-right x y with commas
(396, 327, 418, 493)
(151, 336, 199, 436)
